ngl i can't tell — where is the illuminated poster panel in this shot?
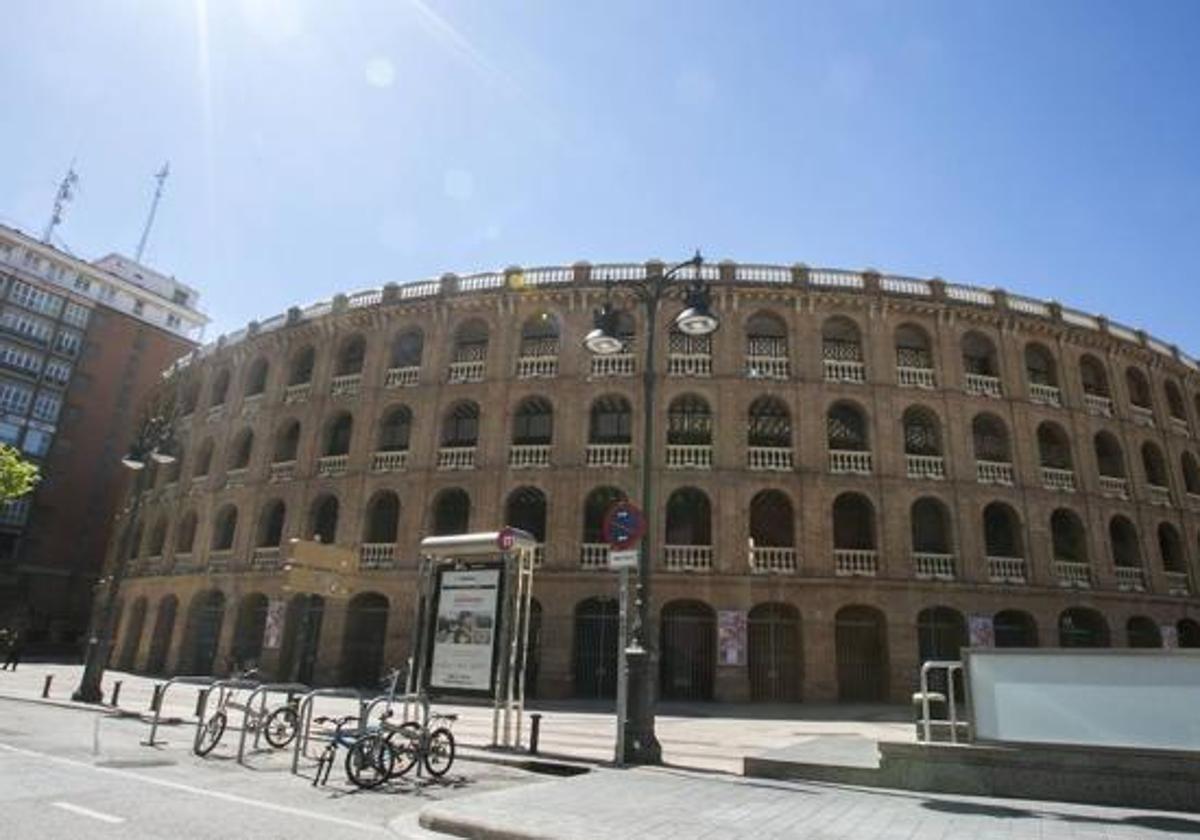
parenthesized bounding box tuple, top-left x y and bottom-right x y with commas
(428, 566, 503, 697)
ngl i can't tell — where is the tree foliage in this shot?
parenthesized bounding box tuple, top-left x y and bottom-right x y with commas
(0, 444, 40, 501)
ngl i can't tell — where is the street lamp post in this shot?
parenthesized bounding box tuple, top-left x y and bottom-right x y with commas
(73, 406, 178, 703)
(584, 252, 718, 764)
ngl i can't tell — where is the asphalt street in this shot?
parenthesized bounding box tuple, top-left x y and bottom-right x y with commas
(0, 695, 543, 839)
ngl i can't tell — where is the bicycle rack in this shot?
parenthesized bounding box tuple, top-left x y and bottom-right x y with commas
(236, 681, 310, 765)
(194, 677, 263, 754)
(290, 687, 368, 776)
(918, 660, 965, 744)
(142, 676, 216, 747)
(362, 690, 421, 728)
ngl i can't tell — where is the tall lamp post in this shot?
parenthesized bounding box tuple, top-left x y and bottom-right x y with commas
(583, 252, 719, 764)
(73, 406, 178, 703)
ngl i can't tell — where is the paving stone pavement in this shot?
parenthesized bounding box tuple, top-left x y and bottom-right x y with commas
(413, 766, 1200, 840)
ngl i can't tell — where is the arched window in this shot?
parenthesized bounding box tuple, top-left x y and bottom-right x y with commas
(911, 497, 952, 555)
(519, 312, 560, 358)
(917, 607, 967, 667)
(391, 329, 423, 369)
(336, 334, 366, 376)
(274, 419, 301, 463)
(666, 395, 712, 445)
(378, 406, 412, 452)
(1109, 516, 1142, 568)
(747, 397, 791, 458)
(1059, 608, 1109, 648)
(257, 500, 286, 547)
(450, 319, 489, 373)
(822, 316, 865, 382)
(835, 605, 888, 701)
(1050, 509, 1087, 564)
(749, 490, 794, 547)
(175, 512, 197, 555)
(983, 502, 1022, 558)
(1182, 452, 1200, 496)
(310, 495, 339, 544)
(827, 402, 868, 450)
(342, 592, 389, 687)
(1079, 354, 1109, 397)
(589, 396, 631, 444)
(1127, 616, 1162, 649)
(513, 397, 553, 445)
(1158, 522, 1185, 573)
(232, 593, 269, 668)
(1126, 367, 1152, 410)
(1178, 618, 1200, 649)
(994, 610, 1038, 647)
(972, 414, 1010, 462)
(665, 488, 711, 545)
(582, 486, 626, 544)
(1036, 422, 1072, 470)
(288, 346, 315, 386)
(210, 368, 231, 407)
(895, 323, 934, 386)
(323, 412, 353, 456)
(432, 488, 470, 535)
(441, 401, 480, 447)
(745, 312, 789, 378)
(193, 439, 214, 478)
(1094, 432, 1125, 478)
(1141, 441, 1169, 488)
(505, 487, 547, 543)
(244, 357, 269, 396)
(962, 331, 999, 377)
(902, 406, 941, 456)
(228, 428, 254, 470)
(211, 505, 238, 551)
(667, 321, 713, 374)
(1024, 342, 1058, 387)
(127, 524, 144, 560)
(1165, 380, 1187, 422)
(832, 493, 875, 551)
(363, 491, 400, 544)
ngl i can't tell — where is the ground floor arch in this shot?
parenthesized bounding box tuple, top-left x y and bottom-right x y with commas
(181, 590, 226, 675)
(994, 609, 1038, 647)
(835, 605, 887, 702)
(747, 602, 802, 702)
(279, 594, 325, 683)
(573, 597, 619, 698)
(116, 597, 148, 671)
(145, 595, 178, 674)
(1058, 607, 1110, 648)
(232, 593, 270, 669)
(341, 592, 389, 687)
(659, 600, 716, 701)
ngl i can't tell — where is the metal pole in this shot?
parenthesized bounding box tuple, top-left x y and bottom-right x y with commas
(614, 566, 629, 765)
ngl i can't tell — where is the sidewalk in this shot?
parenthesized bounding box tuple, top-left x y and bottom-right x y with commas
(409, 766, 1200, 840)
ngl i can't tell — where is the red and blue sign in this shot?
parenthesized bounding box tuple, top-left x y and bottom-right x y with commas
(602, 501, 646, 550)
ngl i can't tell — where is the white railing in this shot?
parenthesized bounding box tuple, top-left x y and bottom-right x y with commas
(348, 288, 383, 307)
(745, 356, 790, 380)
(1188, 492, 1200, 511)
(663, 545, 713, 572)
(914, 552, 956, 580)
(906, 454, 946, 480)
(1165, 571, 1191, 596)
(269, 460, 296, 483)
(976, 460, 1014, 485)
(1084, 393, 1113, 417)
(509, 444, 550, 469)
(987, 556, 1027, 583)
(834, 549, 878, 577)
(330, 373, 361, 397)
(437, 446, 476, 470)
(1098, 475, 1128, 498)
(829, 449, 872, 475)
(946, 284, 994, 305)
(241, 393, 264, 415)
(897, 366, 936, 389)
(735, 264, 792, 284)
(516, 356, 558, 379)
(316, 454, 348, 477)
(385, 366, 419, 388)
(881, 276, 931, 296)
(448, 359, 485, 383)
(1041, 466, 1076, 492)
(206, 404, 225, 422)
(359, 543, 397, 570)
(666, 444, 713, 469)
(1054, 561, 1092, 588)
(748, 446, 793, 471)
(580, 543, 608, 569)
(965, 373, 1002, 398)
(667, 353, 712, 377)
(587, 443, 632, 468)
(823, 359, 866, 383)
(749, 546, 798, 574)
(284, 382, 311, 403)
(208, 549, 234, 572)
(225, 467, 249, 488)
(1131, 405, 1155, 427)
(591, 352, 635, 378)
(1147, 484, 1172, 506)
(1114, 565, 1146, 592)
(810, 269, 863, 289)
(251, 546, 282, 571)
(1170, 417, 1191, 437)
(1029, 383, 1062, 406)
(371, 450, 408, 472)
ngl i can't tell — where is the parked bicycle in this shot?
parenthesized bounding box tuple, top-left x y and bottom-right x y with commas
(311, 714, 397, 788)
(193, 670, 299, 756)
(345, 696, 457, 785)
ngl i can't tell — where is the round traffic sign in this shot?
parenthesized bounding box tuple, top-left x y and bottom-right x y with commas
(602, 501, 646, 550)
(497, 527, 517, 551)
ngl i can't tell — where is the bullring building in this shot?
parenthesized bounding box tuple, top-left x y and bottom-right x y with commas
(110, 261, 1200, 704)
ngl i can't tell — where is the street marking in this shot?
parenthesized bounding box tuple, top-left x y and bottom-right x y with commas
(0, 743, 387, 833)
(52, 801, 125, 824)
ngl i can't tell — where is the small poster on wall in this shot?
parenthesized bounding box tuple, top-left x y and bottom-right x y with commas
(263, 598, 285, 650)
(969, 614, 995, 648)
(428, 566, 503, 697)
(717, 610, 747, 666)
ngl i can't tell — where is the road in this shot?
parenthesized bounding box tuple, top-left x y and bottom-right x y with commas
(0, 695, 541, 839)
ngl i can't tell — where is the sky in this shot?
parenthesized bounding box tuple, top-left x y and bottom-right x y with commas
(1, 0, 1198, 346)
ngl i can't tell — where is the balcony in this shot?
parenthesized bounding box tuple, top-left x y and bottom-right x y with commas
(745, 356, 790, 380)
(1114, 565, 1146, 592)
(448, 360, 485, 383)
(316, 454, 349, 478)
(580, 543, 608, 569)
(509, 444, 550, 469)
(516, 356, 558, 379)
(586, 443, 631, 468)
(437, 446, 476, 470)
(749, 546, 798, 574)
(897, 366, 936, 389)
(269, 460, 296, 483)
(330, 373, 361, 397)
(912, 552, 956, 581)
(1029, 383, 1062, 407)
(1130, 405, 1155, 427)
(823, 359, 866, 384)
(987, 556, 1027, 584)
(225, 467, 249, 489)
(371, 450, 408, 473)
(747, 446, 793, 471)
(976, 460, 1014, 485)
(1041, 466, 1076, 492)
(172, 553, 201, 575)
(284, 382, 311, 404)
(829, 449, 872, 475)
(1084, 393, 1113, 417)
(1054, 560, 1092, 588)
(666, 444, 713, 470)
(251, 546, 282, 571)
(1146, 484, 1172, 506)
(965, 373, 1002, 398)
(667, 353, 712, 377)
(385, 366, 419, 388)
(1165, 571, 1191, 596)
(1098, 475, 1129, 499)
(241, 393, 264, 416)
(208, 549, 234, 572)
(906, 454, 945, 481)
(1188, 493, 1200, 512)
(664, 545, 713, 572)
(206, 404, 226, 423)
(590, 352, 635, 378)
(359, 543, 397, 570)
(834, 549, 878, 577)
(1169, 417, 1190, 437)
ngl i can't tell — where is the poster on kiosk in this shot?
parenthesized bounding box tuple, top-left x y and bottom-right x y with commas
(427, 564, 505, 698)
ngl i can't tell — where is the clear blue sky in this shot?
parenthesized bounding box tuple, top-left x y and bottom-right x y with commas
(2, 1, 1198, 347)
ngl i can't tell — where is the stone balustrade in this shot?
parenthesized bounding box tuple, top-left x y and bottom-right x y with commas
(1147, 484, 1172, 506)
(330, 373, 361, 397)
(359, 542, 397, 570)
(664, 545, 713, 572)
(1131, 405, 1155, 427)
(283, 382, 311, 403)
(914, 552, 956, 581)
(448, 360, 485, 383)
(829, 449, 872, 475)
(823, 359, 866, 384)
(1084, 393, 1113, 416)
(1029, 383, 1062, 406)
(1098, 475, 1129, 498)
(516, 356, 558, 379)
(988, 556, 1027, 584)
(437, 446, 476, 470)
(906, 454, 945, 480)
(580, 543, 608, 569)
(1041, 466, 1076, 492)
(897, 366, 936, 389)
(385, 366, 419, 388)
(745, 356, 789, 380)
(834, 549, 877, 577)
(1165, 571, 1191, 596)
(1114, 565, 1146, 592)
(316, 454, 349, 477)
(371, 450, 408, 472)
(965, 373, 1002, 398)
(747, 446, 793, 471)
(586, 443, 632, 468)
(749, 546, 798, 574)
(667, 353, 712, 377)
(251, 546, 282, 571)
(590, 353, 635, 378)
(666, 444, 713, 470)
(1054, 560, 1092, 588)
(976, 460, 1014, 485)
(509, 444, 550, 469)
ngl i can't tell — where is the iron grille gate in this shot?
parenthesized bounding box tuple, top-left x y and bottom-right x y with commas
(573, 600, 619, 698)
(748, 607, 801, 702)
(659, 608, 715, 701)
(835, 610, 887, 702)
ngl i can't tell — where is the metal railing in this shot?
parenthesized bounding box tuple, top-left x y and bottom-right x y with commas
(918, 660, 965, 744)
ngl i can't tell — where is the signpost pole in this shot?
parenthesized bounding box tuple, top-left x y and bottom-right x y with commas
(615, 565, 629, 766)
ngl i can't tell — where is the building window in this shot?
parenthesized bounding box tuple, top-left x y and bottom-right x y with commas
(0, 420, 21, 445)
(31, 392, 61, 423)
(172, 289, 189, 306)
(22, 428, 52, 457)
(74, 276, 91, 293)
(7, 280, 63, 317)
(0, 383, 32, 414)
(62, 302, 89, 328)
(53, 330, 81, 357)
(133, 300, 145, 316)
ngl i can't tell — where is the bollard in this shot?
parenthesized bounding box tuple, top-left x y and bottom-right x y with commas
(150, 684, 163, 712)
(529, 713, 542, 755)
(194, 688, 209, 718)
(109, 680, 122, 707)
(41, 674, 53, 698)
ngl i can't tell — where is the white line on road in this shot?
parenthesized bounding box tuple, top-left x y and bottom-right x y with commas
(51, 801, 125, 824)
(0, 742, 387, 833)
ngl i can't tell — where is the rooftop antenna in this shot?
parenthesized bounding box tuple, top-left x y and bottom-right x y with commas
(42, 162, 80, 244)
(135, 161, 170, 263)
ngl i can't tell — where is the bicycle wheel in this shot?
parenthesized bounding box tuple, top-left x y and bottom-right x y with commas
(423, 727, 455, 778)
(345, 734, 395, 789)
(194, 711, 227, 756)
(389, 722, 421, 777)
(263, 705, 299, 748)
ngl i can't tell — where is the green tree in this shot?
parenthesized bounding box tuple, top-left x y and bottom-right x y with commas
(0, 444, 40, 501)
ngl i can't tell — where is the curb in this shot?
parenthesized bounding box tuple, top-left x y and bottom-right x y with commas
(418, 808, 557, 840)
